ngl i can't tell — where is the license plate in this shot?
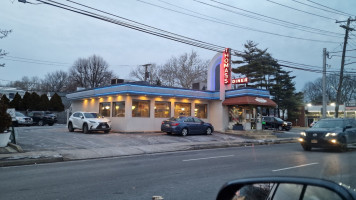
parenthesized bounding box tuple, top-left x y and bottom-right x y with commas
(102, 126, 106, 128)
(165, 124, 170, 127)
(311, 139, 318, 144)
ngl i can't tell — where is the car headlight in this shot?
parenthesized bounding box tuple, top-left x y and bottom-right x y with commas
(283, 122, 287, 125)
(326, 132, 338, 137)
(300, 132, 306, 136)
(89, 120, 97, 123)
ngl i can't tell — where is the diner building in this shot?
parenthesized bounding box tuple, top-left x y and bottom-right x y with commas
(67, 49, 277, 132)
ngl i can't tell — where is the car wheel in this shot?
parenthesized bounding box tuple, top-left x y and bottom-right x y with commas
(278, 126, 282, 131)
(206, 127, 212, 135)
(38, 120, 44, 126)
(302, 145, 311, 151)
(181, 128, 188, 136)
(83, 124, 89, 134)
(339, 137, 348, 152)
(48, 123, 54, 126)
(104, 130, 110, 133)
(166, 132, 172, 135)
(68, 122, 74, 132)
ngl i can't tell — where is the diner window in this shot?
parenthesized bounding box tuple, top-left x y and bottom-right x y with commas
(99, 102, 111, 117)
(132, 100, 150, 117)
(112, 101, 125, 117)
(195, 104, 208, 119)
(155, 101, 171, 118)
(174, 103, 191, 117)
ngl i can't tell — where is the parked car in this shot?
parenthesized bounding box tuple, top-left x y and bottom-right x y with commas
(13, 111, 33, 126)
(262, 116, 291, 131)
(68, 112, 112, 134)
(27, 111, 57, 126)
(161, 116, 214, 136)
(299, 118, 356, 151)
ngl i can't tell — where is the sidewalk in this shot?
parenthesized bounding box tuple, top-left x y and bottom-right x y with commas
(0, 127, 299, 167)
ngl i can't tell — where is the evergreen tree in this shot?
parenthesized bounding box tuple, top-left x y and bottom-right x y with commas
(29, 92, 41, 110)
(232, 41, 300, 120)
(0, 97, 12, 132)
(232, 41, 279, 89)
(49, 93, 64, 112)
(1, 94, 10, 107)
(9, 93, 22, 110)
(21, 92, 31, 111)
(40, 94, 50, 111)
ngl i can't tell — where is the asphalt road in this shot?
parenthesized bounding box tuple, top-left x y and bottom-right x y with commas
(1, 143, 356, 200)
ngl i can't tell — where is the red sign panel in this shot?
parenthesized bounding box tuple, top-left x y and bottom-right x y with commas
(232, 77, 248, 84)
(221, 48, 231, 85)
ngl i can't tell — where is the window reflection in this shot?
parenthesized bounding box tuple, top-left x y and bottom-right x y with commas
(195, 104, 207, 119)
(132, 100, 150, 117)
(112, 101, 125, 117)
(155, 101, 171, 118)
(99, 102, 110, 117)
(174, 103, 191, 117)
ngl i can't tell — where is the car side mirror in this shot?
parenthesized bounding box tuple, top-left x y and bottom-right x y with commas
(216, 177, 355, 200)
(81, 116, 84, 119)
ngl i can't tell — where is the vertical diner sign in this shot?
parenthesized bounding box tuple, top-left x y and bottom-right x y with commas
(222, 48, 231, 85)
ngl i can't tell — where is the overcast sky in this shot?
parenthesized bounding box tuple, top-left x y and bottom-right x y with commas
(1, 0, 356, 91)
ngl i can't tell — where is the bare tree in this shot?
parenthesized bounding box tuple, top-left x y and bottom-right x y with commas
(9, 76, 41, 91)
(130, 51, 208, 88)
(171, 51, 208, 88)
(303, 74, 356, 104)
(0, 29, 12, 67)
(42, 70, 69, 92)
(70, 55, 115, 89)
(129, 63, 160, 85)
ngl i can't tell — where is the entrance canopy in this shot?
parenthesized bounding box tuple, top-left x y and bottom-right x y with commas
(222, 96, 277, 107)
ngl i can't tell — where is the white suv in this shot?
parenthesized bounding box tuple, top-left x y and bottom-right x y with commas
(68, 112, 112, 133)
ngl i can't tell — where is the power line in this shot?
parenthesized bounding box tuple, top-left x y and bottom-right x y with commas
(5, 55, 70, 65)
(266, 0, 336, 21)
(306, 0, 355, 17)
(62, 0, 228, 53)
(290, 0, 350, 17)
(329, 48, 356, 53)
(26, 0, 347, 77)
(138, 0, 340, 43)
(197, 0, 343, 37)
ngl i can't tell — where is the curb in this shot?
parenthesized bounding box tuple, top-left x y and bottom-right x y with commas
(0, 138, 297, 167)
(0, 156, 64, 167)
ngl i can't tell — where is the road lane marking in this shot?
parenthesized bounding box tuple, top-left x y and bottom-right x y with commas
(182, 155, 234, 162)
(272, 162, 318, 172)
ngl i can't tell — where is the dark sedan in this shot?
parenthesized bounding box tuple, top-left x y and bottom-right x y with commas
(161, 116, 214, 136)
(298, 118, 356, 151)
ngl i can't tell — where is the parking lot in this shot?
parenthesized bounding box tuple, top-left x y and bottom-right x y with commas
(14, 124, 245, 152)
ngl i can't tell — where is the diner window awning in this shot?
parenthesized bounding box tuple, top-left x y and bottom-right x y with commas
(222, 96, 277, 107)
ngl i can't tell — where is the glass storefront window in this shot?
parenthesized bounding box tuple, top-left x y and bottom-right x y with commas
(99, 102, 111, 117)
(195, 104, 207, 119)
(155, 101, 171, 118)
(132, 100, 150, 117)
(112, 101, 125, 117)
(174, 103, 191, 117)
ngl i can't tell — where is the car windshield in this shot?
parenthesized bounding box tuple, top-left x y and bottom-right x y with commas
(312, 120, 344, 129)
(84, 113, 102, 118)
(275, 118, 284, 122)
(15, 112, 25, 117)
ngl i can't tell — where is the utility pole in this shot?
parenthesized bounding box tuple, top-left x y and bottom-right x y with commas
(142, 64, 151, 82)
(335, 17, 356, 118)
(322, 48, 327, 118)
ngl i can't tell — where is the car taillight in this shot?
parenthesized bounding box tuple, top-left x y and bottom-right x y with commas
(162, 121, 165, 124)
(171, 122, 180, 126)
